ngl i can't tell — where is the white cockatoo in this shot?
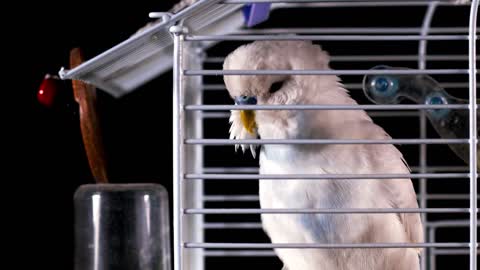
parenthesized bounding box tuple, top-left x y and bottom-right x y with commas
(223, 41, 423, 270)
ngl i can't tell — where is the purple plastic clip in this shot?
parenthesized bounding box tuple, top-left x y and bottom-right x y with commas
(242, 3, 271, 27)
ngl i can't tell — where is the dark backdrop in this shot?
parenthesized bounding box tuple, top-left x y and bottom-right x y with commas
(10, 1, 177, 269)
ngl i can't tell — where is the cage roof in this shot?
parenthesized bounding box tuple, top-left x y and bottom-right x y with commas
(59, 0, 246, 97)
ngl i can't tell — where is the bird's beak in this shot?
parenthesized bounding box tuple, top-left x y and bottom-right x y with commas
(235, 96, 258, 134)
(240, 110, 257, 134)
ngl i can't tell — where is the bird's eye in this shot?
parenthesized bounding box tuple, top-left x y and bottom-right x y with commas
(269, 81, 284, 94)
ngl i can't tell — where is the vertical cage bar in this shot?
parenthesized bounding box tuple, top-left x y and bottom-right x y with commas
(171, 25, 187, 270)
(418, 3, 438, 269)
(469, 1, 479, 269)
(428, 227, 436, 270)
(184, 42, 206, 270)
(418, 113, 428, 270)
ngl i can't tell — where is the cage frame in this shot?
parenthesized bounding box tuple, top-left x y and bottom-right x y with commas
(170, 1, 478, 270)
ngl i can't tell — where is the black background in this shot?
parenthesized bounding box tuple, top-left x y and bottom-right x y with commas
(10, 1, 177, 269)
(9, 1, 477, 270)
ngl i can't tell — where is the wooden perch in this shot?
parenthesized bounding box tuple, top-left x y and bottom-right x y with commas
(70, 48, 109, 183)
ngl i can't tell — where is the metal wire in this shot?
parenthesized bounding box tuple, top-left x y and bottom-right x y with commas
(186, 173, 469, 180)
(434, 249, 480, 255)
(274, 1, 471, 8)
(185, 208, 471, 214)
(418, 3, 437, 268)
(187, 104, 469, 110)
(204, 54, 475, 63)
(205, 220, 480, 229)
(171, 25, 186, 270)
(204, 222, 263, 229)
(202, 82, 473, 90)
(201, 111, 422, 118)
(185, 68, 469, 76)
(235, 27, 473, 34)
(468, 1, 479, 269)
(429, 220, 478, 228)
(186, 138, 469, 145)
(203, 194, 479, 202)
(185, 242, 470, 249)
(203, 195, 260, 201)
(204, 250, 276, 256)
(204, 249, 480, 257)
(202, 165, 470, 173)
(186, 34, 472, 41)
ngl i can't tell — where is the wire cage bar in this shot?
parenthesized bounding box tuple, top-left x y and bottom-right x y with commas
(186, 34, 473, 41)
(185, 68, 471, 75)
(171, 25, 185, 270)
(169, 1, 479, 270)
(467, 1, 478, 269)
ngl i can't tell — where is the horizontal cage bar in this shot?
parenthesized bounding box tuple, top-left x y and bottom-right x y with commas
(202, 194, 479, 202)
(184, 68, 469, 76)
(235, 27, 473, 35)
(273, 1, 472, 8)
(202, 82, 473, 90)
(428, 220, 479, 228)
(186, 34, 471, 41)
(204, 250, 276, 257)
(202, 165, 470, 173)
(203, 195, 260, 201)
(187, 104, 470, 111)
(203, 249, 476, 256)
(185, 208, 471, 214)
(185, 242, 471, 249)
(423, 195, 479, 200)
(434, 249, 480, 255)
(201, 111, 421, 118)
(186, 173, 469, 179)
(204, 55, 475, 64)
(204, 221, 480, 229)
(185, 138, 469, 145)
(204, 222, 263, 229)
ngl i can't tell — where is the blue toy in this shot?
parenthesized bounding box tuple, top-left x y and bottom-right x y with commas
(362, 65, 476, 167)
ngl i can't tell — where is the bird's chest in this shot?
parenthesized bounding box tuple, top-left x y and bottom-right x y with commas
(258, 145, 347, 208)
(259, 147, 345, 240)
(258, 145, 355, 244)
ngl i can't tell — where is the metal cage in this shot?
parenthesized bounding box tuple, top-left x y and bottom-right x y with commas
(171, 1, 478, 270)
(61, 0, 479, 270)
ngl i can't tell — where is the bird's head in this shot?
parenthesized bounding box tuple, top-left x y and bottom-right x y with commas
(223, 41, 335, 157)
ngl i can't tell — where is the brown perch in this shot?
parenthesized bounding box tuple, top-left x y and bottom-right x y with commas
(70, 48, 109, 183)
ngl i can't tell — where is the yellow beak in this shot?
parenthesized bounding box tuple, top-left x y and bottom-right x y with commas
(240, 110, 257, 134)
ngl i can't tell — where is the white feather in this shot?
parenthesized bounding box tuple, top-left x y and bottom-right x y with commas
(229, 110, 258, 158)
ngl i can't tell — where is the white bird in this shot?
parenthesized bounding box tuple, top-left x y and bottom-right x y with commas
(223, 41, 423, 270)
